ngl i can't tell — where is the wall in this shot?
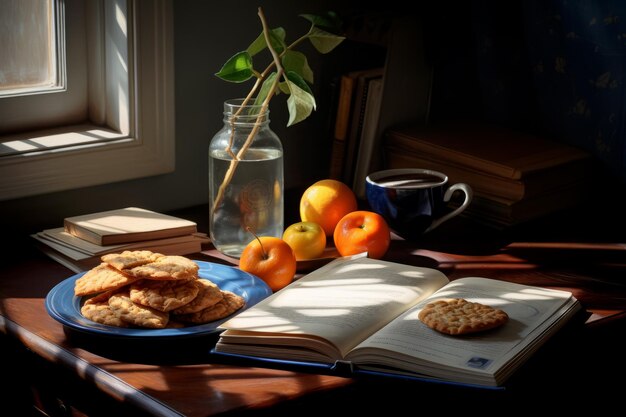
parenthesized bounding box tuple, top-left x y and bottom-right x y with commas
(1, 0, 352, 237)
(426, 0, 626, 186)
(8, 0, 622, 238)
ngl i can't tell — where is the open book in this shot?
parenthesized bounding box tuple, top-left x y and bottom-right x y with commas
(214, 256, 581, 388)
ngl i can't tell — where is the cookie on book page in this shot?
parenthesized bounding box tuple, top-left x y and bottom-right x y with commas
(418, 298, 508, 335)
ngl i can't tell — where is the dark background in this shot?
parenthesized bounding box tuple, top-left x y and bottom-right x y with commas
(3, 0, 625, 237)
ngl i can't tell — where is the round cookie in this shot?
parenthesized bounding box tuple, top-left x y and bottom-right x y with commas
(108, 290, 169, 329)
(74, 263, 140, 296)
(176, 290, 244, 324)
(81, 291, 128, 328)
(418, 298, 508, 335)
(102, 250, 164, 271)
(171, 279, 223, 315)
(128, 255, 199, 280)
(130, 279, 200, 312)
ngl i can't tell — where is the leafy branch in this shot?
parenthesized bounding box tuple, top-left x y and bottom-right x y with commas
(212, 7, 344, 212)
(215, 8, 344, 126)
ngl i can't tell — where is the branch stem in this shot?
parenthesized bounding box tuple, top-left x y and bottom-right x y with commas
(211, 7, 284, 213)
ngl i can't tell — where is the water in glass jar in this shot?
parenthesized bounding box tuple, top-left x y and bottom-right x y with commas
(209, 148, 283, 258)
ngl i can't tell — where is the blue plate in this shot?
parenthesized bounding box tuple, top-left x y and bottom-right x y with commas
(45, 261, 272, 339)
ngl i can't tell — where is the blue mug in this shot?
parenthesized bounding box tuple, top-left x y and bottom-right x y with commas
(366, 168, 472, 240)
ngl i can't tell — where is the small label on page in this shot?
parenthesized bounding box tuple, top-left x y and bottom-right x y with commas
(466, 356, 492, 369)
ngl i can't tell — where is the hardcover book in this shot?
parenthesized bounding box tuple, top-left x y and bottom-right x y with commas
(64, 207, 198, 246)
(384, 143, 591, 202)
(328, 67, 384, 181)
(461, 184, 589, 228)
(341, 68, 384, 185)
(352, 77, 384, 198)
(214, 256, 581, 388)
(385, 123, 590, 180)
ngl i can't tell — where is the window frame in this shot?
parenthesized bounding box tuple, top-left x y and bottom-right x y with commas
(0, 0, 174, 201)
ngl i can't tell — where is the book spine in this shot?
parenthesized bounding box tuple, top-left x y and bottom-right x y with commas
(461, 180, 589, 227)
(520, 157, 592, 198)
(385, 138, 592, 201)
(386, 130, 519, 179)
(333, 75, 356, 142)
(352, 78, 384, 198)
(342, 70, 383, 185)
(328, 140, 347, 180)
(328, 75, 356, 179)
(63, 220, 103, 245)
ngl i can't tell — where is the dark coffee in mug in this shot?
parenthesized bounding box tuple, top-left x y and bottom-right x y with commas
(366, 168, 472, 240)
(372, 173, 444, 189)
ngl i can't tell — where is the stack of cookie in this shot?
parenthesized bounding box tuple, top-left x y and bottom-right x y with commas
(75, 250, 244, 329)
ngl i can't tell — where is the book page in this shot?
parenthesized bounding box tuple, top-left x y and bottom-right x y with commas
(219, 256, 449, 358)
(347, 277, 574, 374)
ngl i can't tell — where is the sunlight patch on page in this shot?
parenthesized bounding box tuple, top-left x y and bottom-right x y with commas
(398, 270, 428, 278)
(224, 309, 302, 332)
(333, 262, 388, 274)
(302, 277, 385, 287)
(429, 289, 461, 298)
(268, 285, 423, 308)
(504, 288, 560, 300)
(294, 309, 351, 317)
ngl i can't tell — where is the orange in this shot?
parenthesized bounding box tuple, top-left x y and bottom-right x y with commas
(333, 210, 391, 259)
(239, 236, 296, 292)
(300, 179, 358, 236)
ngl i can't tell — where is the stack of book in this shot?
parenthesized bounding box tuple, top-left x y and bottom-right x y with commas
(328, 67, 384, 196)
(384, 122, 592, 227)
(32, 207, 209, 273)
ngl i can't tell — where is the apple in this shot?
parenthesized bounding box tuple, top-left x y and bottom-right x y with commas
(239, 231, 296, 292)
(333, 210, 390, 259)
(282, 221, 327, 260)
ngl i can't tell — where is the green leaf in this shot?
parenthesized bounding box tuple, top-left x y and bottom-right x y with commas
(254, 72, 278, 106)
(308, 27, 345, 54)
(285, 71, 313, 96)
(278, 81, 290, 95)
(215, 51, 254, 83)
(300, 11, 342, 33)
(282, 51, 314, 84)
(285, 80, 316, 127)
(246, 27, 286, 56)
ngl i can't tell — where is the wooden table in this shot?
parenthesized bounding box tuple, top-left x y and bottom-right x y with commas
(2, 204, 626, 415)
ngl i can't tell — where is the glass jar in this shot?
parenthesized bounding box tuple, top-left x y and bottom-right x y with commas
(209, 99, 284, 258)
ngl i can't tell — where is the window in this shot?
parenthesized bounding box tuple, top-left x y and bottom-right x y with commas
(0, 0, 63, 97)
(0, 0, 174, 201)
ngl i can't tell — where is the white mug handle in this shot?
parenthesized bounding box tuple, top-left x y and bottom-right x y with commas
(424, 183, 473, 234)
